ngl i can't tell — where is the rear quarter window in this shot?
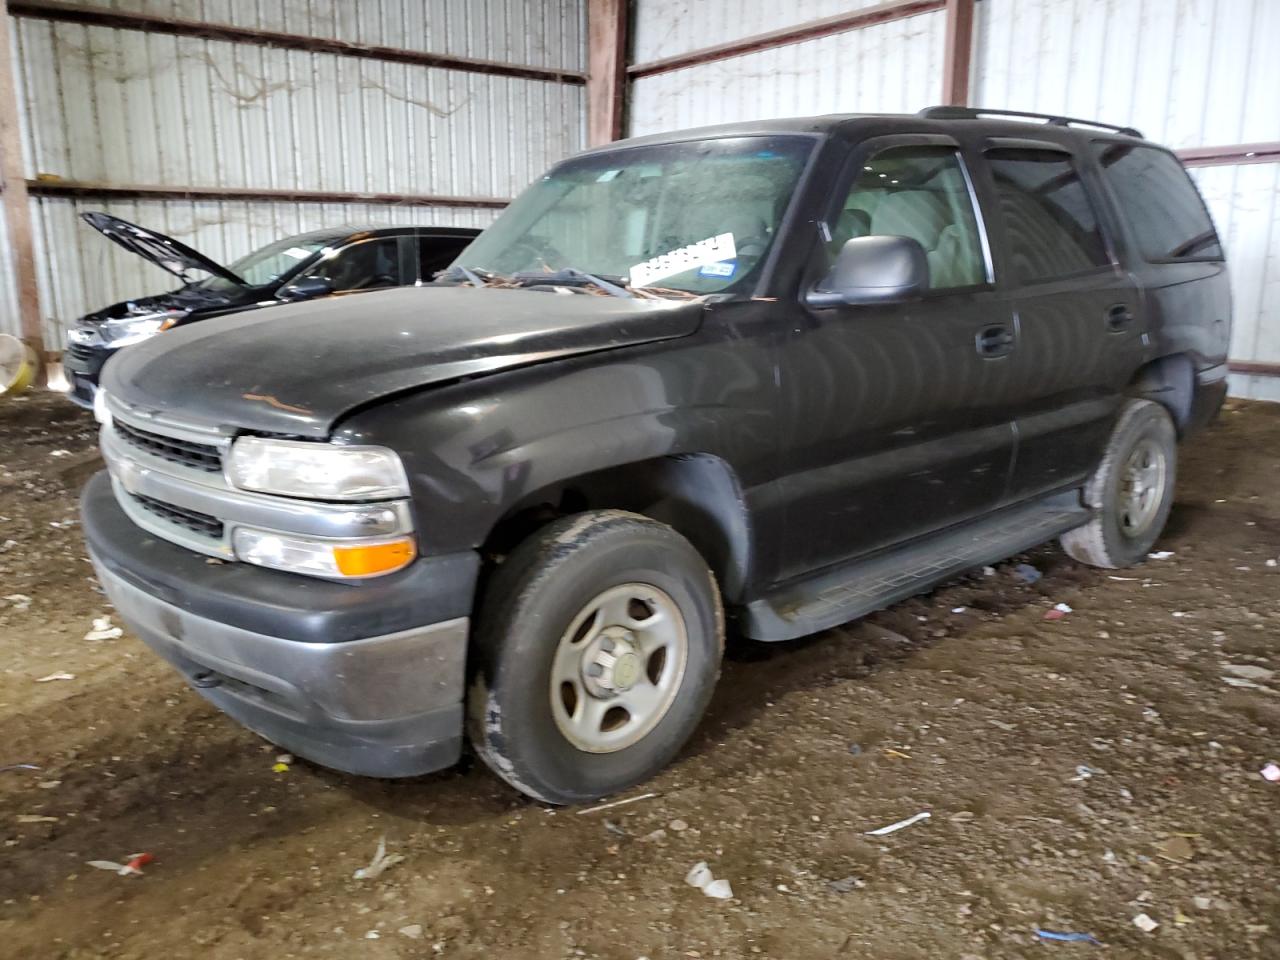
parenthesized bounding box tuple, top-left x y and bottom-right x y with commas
(1092, 143, 1223, 262)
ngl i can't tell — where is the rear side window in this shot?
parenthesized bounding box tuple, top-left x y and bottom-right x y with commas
(1092, 143, 1223, 261)
(986, 148, 1110, 284)
(830, 145, 987, 289)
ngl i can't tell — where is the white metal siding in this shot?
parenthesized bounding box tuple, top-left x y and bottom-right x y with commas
(631, 0, 902, 65)
(1, 3, 586, 350)
(628, 10, 946, 138)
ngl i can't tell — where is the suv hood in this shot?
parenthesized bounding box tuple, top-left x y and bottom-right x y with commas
(103, 286, 705, 437)
(82, 212, 248, 287)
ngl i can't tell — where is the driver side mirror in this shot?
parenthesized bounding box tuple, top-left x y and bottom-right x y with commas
(277, 276, 334, 301)
(805, 235, 929, 308)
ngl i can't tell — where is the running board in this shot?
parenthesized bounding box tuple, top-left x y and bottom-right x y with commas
(741, 495, 1092, 641)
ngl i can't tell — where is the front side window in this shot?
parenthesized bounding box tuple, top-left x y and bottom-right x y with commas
(986, 148, 1110, 284)
(452, 136, 814, 294)
(1092, 143, 1222, 261)
(195, 236, 330, 292)
(829, 145, 987, 289)
(300, 238, 401, 292)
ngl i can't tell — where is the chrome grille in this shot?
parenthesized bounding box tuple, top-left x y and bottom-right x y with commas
(129, 492, 224, 539)
(114, 420, 223, 474)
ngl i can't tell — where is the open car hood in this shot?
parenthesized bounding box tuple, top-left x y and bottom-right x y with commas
(81, 212, 248, 287)
(102, 285, 705, 437)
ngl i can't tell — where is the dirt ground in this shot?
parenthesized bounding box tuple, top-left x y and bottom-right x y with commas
(0, 391, 1277, 960)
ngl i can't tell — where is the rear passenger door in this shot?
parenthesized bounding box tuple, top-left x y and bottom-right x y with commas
(778, 136, 1014, 581)
(976, 140, 1146, 503)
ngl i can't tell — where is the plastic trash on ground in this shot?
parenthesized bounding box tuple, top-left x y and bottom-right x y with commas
(353, 836, 403, 880)
(35, 672, 75, 682)
(1034, 929, 1100, 944)
(684, 861, 733, 900)
(1013, 563, 1042, 583)
(1261, 763, 1280, 783)
(865, 811, 931, 836)
(86, 852, 154, 876)
(1132, 913, 1159, 933)
(84, 616, 123, 641)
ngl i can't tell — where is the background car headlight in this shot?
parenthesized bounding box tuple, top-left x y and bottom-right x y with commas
(233, 528, 415, 578)
(226, 436, 410, 501)
(99, 311, 182, 347)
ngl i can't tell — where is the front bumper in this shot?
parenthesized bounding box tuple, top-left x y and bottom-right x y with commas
(62, 342, 110, 410)
(82, 471, 480, 778)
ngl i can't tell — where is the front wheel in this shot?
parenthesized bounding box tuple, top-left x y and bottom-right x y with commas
(1061, 399, 1177, 568)
(468, 511, 724, 804)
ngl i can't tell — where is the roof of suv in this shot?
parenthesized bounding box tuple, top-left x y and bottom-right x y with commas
(585, 106, 1154, 156)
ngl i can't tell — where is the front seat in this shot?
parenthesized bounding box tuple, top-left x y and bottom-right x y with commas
(870, 190, 977, 289)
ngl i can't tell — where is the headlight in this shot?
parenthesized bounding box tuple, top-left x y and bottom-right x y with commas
(100, 311, 182, 347)
(233, 528, 416, 579)
(225, 437, 410, 501)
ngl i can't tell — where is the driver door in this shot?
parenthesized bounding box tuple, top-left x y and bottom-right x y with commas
(776, 136, 1016, 582)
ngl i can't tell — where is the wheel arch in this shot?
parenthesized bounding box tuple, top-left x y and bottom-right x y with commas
(1127, 352, 1195, 434)
(481, 453, 754, 603)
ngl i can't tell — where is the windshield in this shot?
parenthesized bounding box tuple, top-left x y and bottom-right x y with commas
(196, 236, 331, 291)
(453, 135, 814, 294)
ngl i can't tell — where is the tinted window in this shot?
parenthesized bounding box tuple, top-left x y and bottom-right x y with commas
(419, 235, 471, 280)
(830, 145, 986, 289)
(987, 149, 1110, 283)
(1093, 143, 1222, 261)
(301, 238, 400, 292)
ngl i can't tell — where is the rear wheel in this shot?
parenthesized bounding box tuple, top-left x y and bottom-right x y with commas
(1061, 399, 1177, 568)
(468, 511, 723, 804)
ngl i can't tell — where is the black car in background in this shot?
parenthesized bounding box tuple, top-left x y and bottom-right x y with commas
(62, 214, 479, 408)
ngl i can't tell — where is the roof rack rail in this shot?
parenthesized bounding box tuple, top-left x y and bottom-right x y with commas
(916, 106, 1143, 139)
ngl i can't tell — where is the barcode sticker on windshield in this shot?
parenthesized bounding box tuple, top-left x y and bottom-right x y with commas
(282, 246, 314, 260)
(629, 233, 737, 288)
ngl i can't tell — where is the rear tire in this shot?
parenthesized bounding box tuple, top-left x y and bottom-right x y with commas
(468, 511, 723, 805)
(1060, 399, 1177, 568)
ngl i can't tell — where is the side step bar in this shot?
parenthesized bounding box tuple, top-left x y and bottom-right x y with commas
(741, 494, 1092, 641)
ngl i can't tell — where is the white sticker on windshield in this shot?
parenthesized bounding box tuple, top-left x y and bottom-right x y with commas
(281, 246, 313, 260)
(629, 233, 737, 288)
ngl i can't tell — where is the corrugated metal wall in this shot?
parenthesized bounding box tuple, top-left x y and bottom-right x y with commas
(629, 6, 946, 137)
(0, 0, 586, 350)
(629, 0, 1280, 400)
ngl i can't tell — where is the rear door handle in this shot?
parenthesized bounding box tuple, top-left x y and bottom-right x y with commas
(1106, 304, 1134, 332)
(975, 324, 1015, 358)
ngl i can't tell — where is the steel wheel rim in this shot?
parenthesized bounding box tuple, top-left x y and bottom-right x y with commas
(1118, 437, 1167, 537)
(549, 583, 689, 754)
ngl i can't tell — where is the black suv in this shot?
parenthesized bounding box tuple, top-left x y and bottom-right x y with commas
(81, 107, 1230, 804)
(62, 215, 478, 408)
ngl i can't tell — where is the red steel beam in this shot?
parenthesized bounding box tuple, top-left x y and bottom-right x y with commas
(0, 0, 43, 381)
(627, 0, 946, 79)
(1228, 360, 1280, 378)
(9, 0, 586, 85)
(587, 0, 628, 146)
(940, 0, 975, 106)
(27, 179, 510, 209)
(1176, 142, 1280, 168)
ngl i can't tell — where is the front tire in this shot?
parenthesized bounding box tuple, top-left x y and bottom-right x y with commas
(1060, 399, 1177, 568)
(468, 511, 724, 804)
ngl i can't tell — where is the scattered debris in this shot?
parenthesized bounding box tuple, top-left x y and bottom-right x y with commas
(16, 814, 58, 824)
(882, 748, 912, 760)
(1266, 558, 1277, 568)
(639, 828, 667, 843)
(603, 819, 627, 837)
(1222, 664, 1275, 682)
(576, 791, 658, 815)
(37, 780, 61, 789)
(1013, 563, 1042, 583)
(49, 449, 71, 458)
(847, 743, 863, 756)
(3, 594, 31, 612)
(1070, 765, 1097, 782)
(826, 876, 865, 894)
(1192, 896, 1213, 910)
(951, 606, 967, 614)
(1172, 611, 1188, 618)
(1261, 763, 1280, 783)
(84, 616, 122, 641)
(398, 924, 424, 939)
(989, 719, 1017, 732)
(1034, 929, 1100, 945)
(865, 811, 931, 836)
(982, 565, 996, 577)
(668, 819, 689, 832)
(0, 763, 40, 773)
(271, 753, 293, 773)
(86, 852, 154, 877)
(948, 811, 976, 822)
(1223, 677, 1276, 693)
(35, 672, 75, 683)
(684, 861, 732, 900)
(1044, 603, 1073, 621)
(1148, 551, 1175, 560)
(1174, 911, 1193, 925)
(352, 836, 404, 880)
(1132, 913, 1159, 933)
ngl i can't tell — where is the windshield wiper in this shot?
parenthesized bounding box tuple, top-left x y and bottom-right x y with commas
(436, 264, 505, 287)
(512, 268, 633, 299)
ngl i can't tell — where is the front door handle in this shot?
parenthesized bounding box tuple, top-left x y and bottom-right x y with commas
(1106, 303, 1134, 332)
(975, 324, 1015, 358)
